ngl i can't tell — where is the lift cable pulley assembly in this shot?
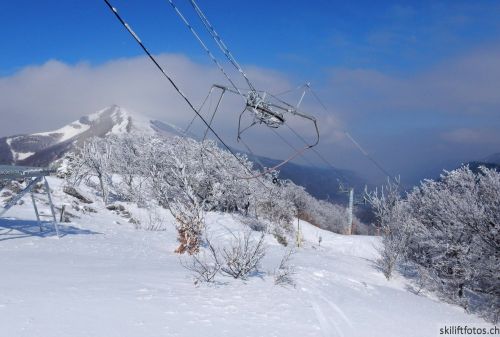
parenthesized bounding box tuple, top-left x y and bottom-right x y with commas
(166, 0, 320, 178)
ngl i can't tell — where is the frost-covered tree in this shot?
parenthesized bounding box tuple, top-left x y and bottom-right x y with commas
(365, 177, 413, 279)
(57, 150, 89, 187)
(406, 167, 499, 320)
(252, 177, 296, 245)
(66, 137, 112, 204)
(61, 132, 364, 253)
(282, 181, 352, 235)
(168, 155, 206, 255)
(367, 167, 499, 322)
(107, 133, 151, 203)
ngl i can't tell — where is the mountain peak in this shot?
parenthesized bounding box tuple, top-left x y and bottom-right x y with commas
(0, 106, 191, 166)
(80, 105, 130, 131)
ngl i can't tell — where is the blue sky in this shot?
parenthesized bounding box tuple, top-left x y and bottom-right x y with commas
(1, 0, 499, 183)
(2, 0, 498, 76)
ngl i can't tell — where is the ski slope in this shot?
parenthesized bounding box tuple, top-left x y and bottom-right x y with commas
(0, 177, 491, 337)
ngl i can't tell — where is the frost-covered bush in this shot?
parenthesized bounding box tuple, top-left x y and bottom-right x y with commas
(367, 167, 500, 322)
(238, 215, 267, 232)
(255, 179, 296, 244)
(134, 207, 166, 231)
(283, 181, 353, 234)
(351, 219, 376, 235)
(365, 177, 413, 279)
(274, 248, 296, 287)
(181, 235, 221, 285)
(182, 228, 266, 283)
(169, 167, 206, 254)
(220, 229, 266, 279)
(142, 136, 259, 217)
(406, 167, 499, 321)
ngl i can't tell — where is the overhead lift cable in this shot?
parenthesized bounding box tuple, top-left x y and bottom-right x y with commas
(306, 85, 393, 179)
(275, 83, 393, 180)
(187, 0, 255, 92)
(103, 0, 270, 188)
(166, 0, 243, 96)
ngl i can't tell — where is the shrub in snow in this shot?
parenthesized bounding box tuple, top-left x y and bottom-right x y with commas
(254, 179, 296, 246)
(182, 228, 266, 283)
(143, 207, 166, 231)
(170, 198, 205, 255)
(365, 177, 413, 280)
(220, 229, 266, 279)
(239, 215, 267, 232)
(181, 236, 221, 285)
(351, 219, 376, 236)
(167, 161, 206, 255)
(57, 152, 88, 187)
(274, 248, 296, 287)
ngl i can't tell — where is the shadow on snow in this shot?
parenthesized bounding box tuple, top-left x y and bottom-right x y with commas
(0, 218, 100, 241)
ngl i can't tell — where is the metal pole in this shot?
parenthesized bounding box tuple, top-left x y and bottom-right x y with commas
(347, 188, 354, 235)
(296, 82, 310, 109)
(43, 177, 60, 237)
(296, 216, 302, 247)
(0, 177, 41, 217)
(30, 192, 42, 232)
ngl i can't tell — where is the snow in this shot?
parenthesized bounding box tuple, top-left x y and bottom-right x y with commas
(87, 106, 115, 123)
(34, 120, 91, 143)
(15, 151, 35, 161)
(94, 105, 178, 137)
(34, 105, 134, 141)
(0, 177, 492, 337)
(17, 105, 132, 147)
(4, 138, 36, 161)
(118, 107, 156, 135)
(5, 138, 16, 161)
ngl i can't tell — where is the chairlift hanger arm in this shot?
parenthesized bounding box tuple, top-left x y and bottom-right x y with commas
(266, 102, 320, 148)
(266, 102, 316, 122)
(213, 84, 240, 96)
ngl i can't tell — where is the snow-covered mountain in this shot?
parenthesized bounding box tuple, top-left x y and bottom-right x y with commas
(0, 105, 185, 166)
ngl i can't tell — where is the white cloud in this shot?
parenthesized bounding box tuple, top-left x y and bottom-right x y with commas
(327, 46, 500, 118)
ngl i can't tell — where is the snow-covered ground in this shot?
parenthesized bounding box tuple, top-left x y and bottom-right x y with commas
(0, 177, 492, 337)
